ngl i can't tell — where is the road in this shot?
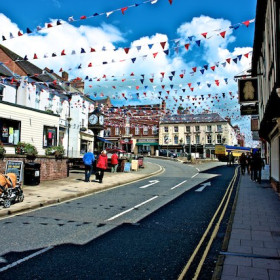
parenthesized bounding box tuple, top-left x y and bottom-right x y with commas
(0, 158, 238, 279)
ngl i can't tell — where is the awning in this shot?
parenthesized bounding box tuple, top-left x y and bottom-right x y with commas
(136, 143, 159, 146)
(97, 136, 112, 144)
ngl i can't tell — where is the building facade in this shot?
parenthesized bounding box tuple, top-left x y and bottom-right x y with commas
(251, 0, 280, 191)
(159, 113, 237, 158)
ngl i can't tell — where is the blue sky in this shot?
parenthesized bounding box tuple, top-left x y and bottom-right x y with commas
(0, 0, 258, 144)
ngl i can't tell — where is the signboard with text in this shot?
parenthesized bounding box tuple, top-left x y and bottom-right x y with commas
(240, 104, 259, 115)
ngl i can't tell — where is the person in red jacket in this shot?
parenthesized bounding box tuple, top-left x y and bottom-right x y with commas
(111, 152, 119, 173)
(96, 150, 108, 183)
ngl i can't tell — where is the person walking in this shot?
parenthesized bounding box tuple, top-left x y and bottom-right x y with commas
(96, 150, 108, 183)
(83, 149, 95, 182)
(111, 152, 119, 173)
(254, 152, 265, 183)
(228, 152, 234, 166)
(245, 152, 251, 174)
(239, 153, 247, 175)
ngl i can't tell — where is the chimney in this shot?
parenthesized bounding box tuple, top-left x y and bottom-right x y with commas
(62, 71, 69, 81)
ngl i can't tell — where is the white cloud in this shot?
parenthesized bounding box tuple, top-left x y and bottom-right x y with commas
(0, 13, 255, 144)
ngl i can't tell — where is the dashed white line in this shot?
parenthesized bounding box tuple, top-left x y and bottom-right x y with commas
(191, 173, 199, 178)
(196, 168, 200, 172)
(0, 246, 54, 273)
(106, 196, 158, 221)
(171, 180, 188, 190)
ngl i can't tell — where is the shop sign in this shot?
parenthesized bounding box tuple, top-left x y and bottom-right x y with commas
(251, 118, 259, 131)
(240, 104, 259, 115)
(238, 78, 258, 103)
(5, 160, 23, 183)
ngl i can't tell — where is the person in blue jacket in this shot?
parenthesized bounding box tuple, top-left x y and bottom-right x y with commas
(83, 149, 95, 182)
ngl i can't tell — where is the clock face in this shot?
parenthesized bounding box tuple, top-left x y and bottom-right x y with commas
(99, 115, 104, 125)
(89, 114, 98, 125)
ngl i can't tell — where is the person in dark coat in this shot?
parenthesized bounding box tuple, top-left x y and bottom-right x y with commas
(245, 152, 251, 174)
(239, 153, 247, 175)
(96, 150, 108, 183)
(254, 152, 265, 183)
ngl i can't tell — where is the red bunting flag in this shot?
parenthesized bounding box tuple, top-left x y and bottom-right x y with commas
(184, 43, 190, 50)
(80, 16, 87, 20)
(47, 23, 53, 28)
(33, 53, 38, 59)
(220, 31, 226, 38)
(153, 52, 158, 58)
(226, 58, 231, 64)
(150, 78, 154, 83)
(121, 7, 128, 15)
(90, 48, 96, 52)
(136, 86, 139, 90)
(88, 63, 92, 67)
(190, 88, 194, 92)
(59, 68, 63, 72)
(160, 72, 165, 77)
(160, 42, 166, 49)
(188, 83, 192, 88)
(192, 67, 197, 72)
(61, 50, 66, 56)
(161, 85, 165, 89)
(112, 86, 116, 89)
(210, 66, 215, 71)
(168, 0, 173, 4)
(242, 20, 250, 27)
(130, 72, 134, 76)
(18, 31, 23, 36)
(201, 32, 207, 38)
(244, 53, 250, 58)
(124, 47, 130, 54)
(179, 74, 184, 78)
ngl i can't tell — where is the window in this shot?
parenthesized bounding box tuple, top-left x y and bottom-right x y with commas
(207, 125, 212, 132)
(217, 134, 222, 144)
(0, 118, 21, 144)
(164, 126, 168, 133)
(195, 135, 200, 144)
(207, 134, 212, 144)
(0, 85, 5, 101)
(43, 126, 57, 147)
(195, 125, 200, 132)
(174, 126, 178, 132)
(174, 135, 178, 144)
(135, 126, 140, 135)
(186, 126, 190, 132)
(125, 126, 130, 135)
(115, 127, 119, 136)
(152, 125, 157, 135)
(186, 135, 191, 144)
(105, 128, 111, 137)
(143, 126, 148, 135)
(217, 124, 222, 132)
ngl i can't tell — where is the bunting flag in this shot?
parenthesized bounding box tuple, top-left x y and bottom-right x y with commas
(0, 0, 162, 42)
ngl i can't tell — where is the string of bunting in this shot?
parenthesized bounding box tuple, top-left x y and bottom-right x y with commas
(0, 0, 166, 42)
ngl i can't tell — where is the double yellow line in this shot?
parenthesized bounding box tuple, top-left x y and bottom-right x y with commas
(178, 167, 239, 280)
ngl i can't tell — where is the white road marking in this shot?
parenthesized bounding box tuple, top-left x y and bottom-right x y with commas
(0, 257, 7, 263)
(139, 180, 160, 189)
(196, 168, 200, 172)
(171, 180, 188, 190)
(106, 196, 158, 221)
(195, 182, 211, 192)
(191, 173, 199, 178)
(0, 246, 54, 273)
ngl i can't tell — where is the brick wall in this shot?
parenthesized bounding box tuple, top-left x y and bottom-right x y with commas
(0, 155, 68, 182)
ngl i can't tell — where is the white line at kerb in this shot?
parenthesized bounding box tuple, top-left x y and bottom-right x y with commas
(0, 246, 54, 273)
(106, 196, 158, 221)
(191, 173, 199, 178)
(171, 180, 187, 190)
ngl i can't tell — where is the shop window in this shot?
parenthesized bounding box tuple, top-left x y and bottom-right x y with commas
(0, 118, 21, 144)
(43, 126, 57, 147)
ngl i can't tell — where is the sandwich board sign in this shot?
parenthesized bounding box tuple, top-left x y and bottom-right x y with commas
(5, 160, 23, 183)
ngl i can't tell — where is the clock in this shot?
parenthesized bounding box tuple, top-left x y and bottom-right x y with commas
(89, 114, 98, 125)
(99, 115, 104, 125)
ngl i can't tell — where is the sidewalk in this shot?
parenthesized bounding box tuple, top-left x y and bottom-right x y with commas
(0, 161, 162, 218)
(218, 167, 280, 280)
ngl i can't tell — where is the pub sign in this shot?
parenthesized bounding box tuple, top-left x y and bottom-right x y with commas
(238, 78, 258, 103)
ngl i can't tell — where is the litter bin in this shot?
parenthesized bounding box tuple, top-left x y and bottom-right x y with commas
(24, 162, 41, 186)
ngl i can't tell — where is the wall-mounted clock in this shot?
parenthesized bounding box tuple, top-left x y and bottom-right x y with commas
(89, 114, 98, 125)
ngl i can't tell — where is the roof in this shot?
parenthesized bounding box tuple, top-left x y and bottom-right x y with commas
(160, 113, 226, 124)
(0, 63, 14, 76)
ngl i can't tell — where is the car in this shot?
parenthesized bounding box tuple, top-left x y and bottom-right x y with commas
(159, 149, 178, 158)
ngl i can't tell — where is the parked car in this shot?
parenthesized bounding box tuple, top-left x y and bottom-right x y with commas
(159, 149, 178, 158)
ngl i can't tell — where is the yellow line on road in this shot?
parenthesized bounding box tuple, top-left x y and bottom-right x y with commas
(178, 167, 238, 280)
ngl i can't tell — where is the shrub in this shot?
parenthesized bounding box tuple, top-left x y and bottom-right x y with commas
(15, 142, 38, 156)
(45, 145, 65, 158)
(0, 141, 6, 158)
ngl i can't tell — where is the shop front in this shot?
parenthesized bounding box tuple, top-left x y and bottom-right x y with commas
(136, 140, 159, 155)
(120, 139, 133, 152)
(80, 131, 94, 155)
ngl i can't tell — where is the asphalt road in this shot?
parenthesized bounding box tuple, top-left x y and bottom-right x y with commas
(0, 159, 238, 279)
